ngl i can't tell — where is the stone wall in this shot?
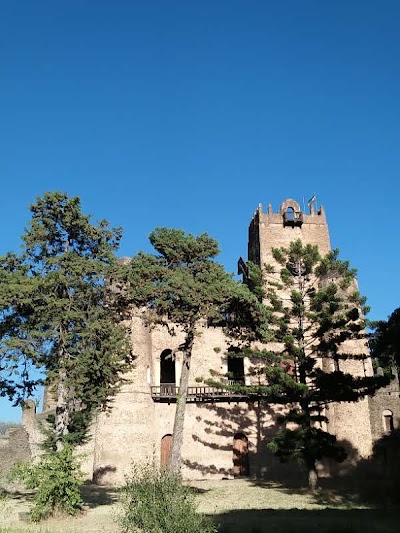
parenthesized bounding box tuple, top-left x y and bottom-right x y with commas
(369, 369, 400, 442)
(0, 425, 31, 489)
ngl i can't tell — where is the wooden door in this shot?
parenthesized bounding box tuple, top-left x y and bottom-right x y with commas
(233, 433, 249, 476)
(161, 434, 172, 469)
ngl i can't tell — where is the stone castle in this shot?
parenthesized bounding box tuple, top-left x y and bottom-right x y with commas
(3, 198, 399, 486)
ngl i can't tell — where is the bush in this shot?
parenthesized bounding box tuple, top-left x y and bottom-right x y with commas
(118, 463, 217, 533)
(9, 445, 84, 521)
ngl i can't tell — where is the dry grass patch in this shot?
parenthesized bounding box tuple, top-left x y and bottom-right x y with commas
(1, 479, 399, 533)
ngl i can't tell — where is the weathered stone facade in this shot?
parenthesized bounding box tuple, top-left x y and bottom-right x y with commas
(16, 198, 400, 485)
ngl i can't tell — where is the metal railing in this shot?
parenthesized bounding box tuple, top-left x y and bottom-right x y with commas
(151, 382, 252, 403)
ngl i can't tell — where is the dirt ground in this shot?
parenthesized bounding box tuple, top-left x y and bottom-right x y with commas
(0, 479, 398, 533)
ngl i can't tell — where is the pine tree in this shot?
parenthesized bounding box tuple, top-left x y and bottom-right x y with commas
(128, 227, 263, 472)
(370, 307, 400, 375)
(0, 253, 41, 403)
(0, 192, 131, 450)
(225, 240, 385, 492)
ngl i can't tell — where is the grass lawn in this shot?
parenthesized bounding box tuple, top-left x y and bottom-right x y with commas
(1, 479, 398, 533)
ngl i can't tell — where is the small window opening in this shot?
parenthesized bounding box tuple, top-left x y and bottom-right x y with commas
(383, 409, 394, 433)
(227, 355, 245, 385)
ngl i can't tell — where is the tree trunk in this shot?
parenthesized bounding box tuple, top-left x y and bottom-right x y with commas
(169, 329, 195, 472)
(308, 463, 318, 494)
(55, 368, 70, 451)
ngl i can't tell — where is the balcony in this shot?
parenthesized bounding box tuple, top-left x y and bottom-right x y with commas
(151, 381, 254, 403)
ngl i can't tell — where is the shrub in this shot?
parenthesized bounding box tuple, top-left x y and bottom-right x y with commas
(118, 463, 217, 533)
(9, 445, 84, 521)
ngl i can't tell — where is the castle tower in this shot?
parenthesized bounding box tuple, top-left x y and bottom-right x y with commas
(248, 198, 330, 266)
(248, 198, 375, 461)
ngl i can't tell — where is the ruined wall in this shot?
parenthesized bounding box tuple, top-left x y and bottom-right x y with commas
(0, 425, 31, 489)
(368, 369, 400, 442)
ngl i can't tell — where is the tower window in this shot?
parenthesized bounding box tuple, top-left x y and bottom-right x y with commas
(283, 207, 303, 226)
(285, 207, 295, 222)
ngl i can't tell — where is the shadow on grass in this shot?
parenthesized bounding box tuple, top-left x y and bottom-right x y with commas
(212, 508, 399, 533)
(188, 485, 212, 495)
(80, 484, 119, 508)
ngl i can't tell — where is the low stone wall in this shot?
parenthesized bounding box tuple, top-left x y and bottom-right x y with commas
(0, 426, 31, 489)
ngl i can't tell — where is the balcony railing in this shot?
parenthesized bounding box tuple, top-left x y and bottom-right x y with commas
(151, 382, 253, 403)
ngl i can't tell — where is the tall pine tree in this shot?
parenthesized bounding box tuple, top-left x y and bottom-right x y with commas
(221, 240, 385, 491)
(0, 192, 131, 449)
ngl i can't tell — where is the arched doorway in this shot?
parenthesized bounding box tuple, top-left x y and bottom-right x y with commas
(161, 434, 173, 469)
(233, 432, 249, 476)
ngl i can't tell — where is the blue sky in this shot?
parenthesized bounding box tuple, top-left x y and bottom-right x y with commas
(1, 1, 399, 421)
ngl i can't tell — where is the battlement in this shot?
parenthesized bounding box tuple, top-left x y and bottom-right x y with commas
(248, 197, 330, 266)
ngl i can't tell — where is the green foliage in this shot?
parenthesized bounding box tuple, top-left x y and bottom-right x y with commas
(128, 227, 240, 330)
(228, 240, 386, 488)
(268, 426, 347, 466)
(369, 307, 400, 374)
(118, 463, 217, 533)
(39, 410, 93, 452)
(0, 254, 41, 403)
(0, 192, 132, 447)
(128, 227, 263, 469)
(263, 241, 387, 484)
(9, 445, 84, 521)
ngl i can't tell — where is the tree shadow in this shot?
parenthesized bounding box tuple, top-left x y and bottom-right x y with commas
(211, 508, 398, 533)
(184, 396, 400, 510)
(184, 400, 305, 483)
(80, 483, 119, 508)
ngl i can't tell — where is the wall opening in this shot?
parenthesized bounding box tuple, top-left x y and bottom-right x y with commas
(285, 206, 295, 222)
(160, 349, 176, 394)
(233, 432, 249, 476)
(161, 434, 173, 469)
(227, 356, 245, 385)
(383, 409, 394, 433)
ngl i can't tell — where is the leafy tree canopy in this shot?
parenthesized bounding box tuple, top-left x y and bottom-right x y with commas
(128, 227, 266, 470)
(0, 192, 132, 448)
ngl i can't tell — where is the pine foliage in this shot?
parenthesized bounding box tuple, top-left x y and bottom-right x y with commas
(225, 240, 386, 490)
(0, 192, 132, 448)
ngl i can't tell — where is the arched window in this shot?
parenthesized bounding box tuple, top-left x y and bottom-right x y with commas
(383, 409, 394, 433)
(160, 349, 176, 395)
(233, 432, 249, 476)
(285, 206, 295, 222)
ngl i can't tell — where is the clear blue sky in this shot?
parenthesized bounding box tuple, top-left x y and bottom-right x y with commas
(1, 1, 399, 421)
